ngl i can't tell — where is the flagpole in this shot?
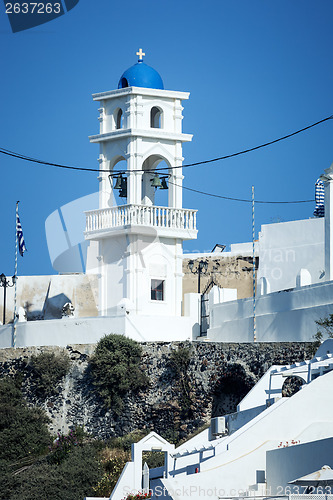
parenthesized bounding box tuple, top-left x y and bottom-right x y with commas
(13, 201, 19, 348)
(252, 186, 256, 343)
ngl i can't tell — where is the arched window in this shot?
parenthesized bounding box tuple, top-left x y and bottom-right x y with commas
(282, 376, 305, 397)
(120, 77, 129, 88)
(150, 106, 162, 128)
(116, 109, 123, 129)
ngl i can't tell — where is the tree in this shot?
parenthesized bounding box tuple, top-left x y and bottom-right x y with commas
(315, 314, 333, 339)
(311, 314, 333, 355)
(89, 334, 149, 414)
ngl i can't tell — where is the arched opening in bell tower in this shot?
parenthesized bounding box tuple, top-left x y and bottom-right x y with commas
(114, 108, 124, 129)
(110, 157, 128, 204)
(141, 155, 170, 207)
(150, 106, 163, 128)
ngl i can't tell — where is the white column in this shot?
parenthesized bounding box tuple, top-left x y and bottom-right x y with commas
(126, 139, 144, 205)
(126, 140, 136, 205)
(169, 142, 184, 208)
(169, 171, 183, 208)
(98, 152, 112, 209)
(322, 164, 333, 281)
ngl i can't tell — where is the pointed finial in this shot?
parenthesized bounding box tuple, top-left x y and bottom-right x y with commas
(136, 48, 145, 62)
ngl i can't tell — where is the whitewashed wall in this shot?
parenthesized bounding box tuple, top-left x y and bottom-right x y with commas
(266, 437, 333, 495)
(153, 370, 333, 498)
(258, 218, 324, 293)
(0, 312, 194, 348)
(98, 234, 184, 318)
(208, 280, 333, 342)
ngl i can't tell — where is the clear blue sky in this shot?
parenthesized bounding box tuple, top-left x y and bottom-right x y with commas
(0, 0, 333, 276)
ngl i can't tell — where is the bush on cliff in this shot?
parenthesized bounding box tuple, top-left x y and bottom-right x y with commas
(0, 377, 105, 500)
(0, 377, 51, 461)
(29, 351, 71, 396)
(4, 443, 103, 500)
(93, 448, 129, 497)
(168, 345, 193, 417)
(89, 334, 149, 414)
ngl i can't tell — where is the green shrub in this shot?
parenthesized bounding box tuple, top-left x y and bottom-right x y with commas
(310, 314, 333, 356)
(142, 450, 165, 468)
(89, 334, 149, 414)
(168, 346, 193, 417)
(169, 345, 192, 376)
(48, 428, 84, 465)
(93, 449, 129, 497)
(6, 444, 103, 500)
(108, 429, 148, 451)
(0, 377, 51, 462)
(29, 351, 71, 396)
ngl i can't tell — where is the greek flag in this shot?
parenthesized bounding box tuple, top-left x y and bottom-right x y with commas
(313, 178, 325, 218)
(16, 213, 27, 257)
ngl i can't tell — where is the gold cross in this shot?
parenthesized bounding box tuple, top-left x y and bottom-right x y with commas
(136, 48, 145, 61)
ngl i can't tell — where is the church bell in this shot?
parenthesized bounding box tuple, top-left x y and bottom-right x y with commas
(151, 173, 162, 188)
(119, 176, 127, 198)
(114, 174, 123, 190)
(160, 177, 168, 190)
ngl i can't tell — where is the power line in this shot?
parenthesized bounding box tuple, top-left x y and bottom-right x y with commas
(0, 147, 99, 172)
(0, 144, 316, 203)
(158, 113, 333, 172)
(169, 181, 314, 204)
(0, 115, 329, 205)
(0, 114, 332, 175)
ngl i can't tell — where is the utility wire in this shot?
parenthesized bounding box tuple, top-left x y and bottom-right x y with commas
(0, 147, 99, 172)
(0, 144, 315, 203)
(155, 113, 333, 172)
(0, 114, 332, 175)
(168, 181, 314, 204)
(0, 114, 329, 205)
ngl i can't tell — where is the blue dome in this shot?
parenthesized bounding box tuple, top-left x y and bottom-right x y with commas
(118, 61, 164, 90)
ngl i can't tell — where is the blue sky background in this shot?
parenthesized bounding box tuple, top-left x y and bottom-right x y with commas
(0, 0, 333, 276)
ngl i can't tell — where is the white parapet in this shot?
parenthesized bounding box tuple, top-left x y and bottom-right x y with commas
(85, 204, 197, 240)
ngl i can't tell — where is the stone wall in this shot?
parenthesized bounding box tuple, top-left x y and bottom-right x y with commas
(0, 274, 98, 324)
(0, 341, 314, 441)
(182, 255, 258, 299)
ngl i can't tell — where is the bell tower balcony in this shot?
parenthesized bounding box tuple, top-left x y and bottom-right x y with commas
(85, 203, 197, 240)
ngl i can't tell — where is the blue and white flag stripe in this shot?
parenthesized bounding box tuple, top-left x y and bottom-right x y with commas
(16, 213, 26, 257)
(313, 178, 324, 218)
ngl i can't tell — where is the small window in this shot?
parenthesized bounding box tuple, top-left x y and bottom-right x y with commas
(120, 77, 129, 88)
(150, 107, 162, 128)
(116, 109, 123, 129)
(151, 279, 164, 301)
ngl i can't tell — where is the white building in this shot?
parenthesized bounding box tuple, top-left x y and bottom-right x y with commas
(86, 339, 333, 500)
(206, 167, 333, 343)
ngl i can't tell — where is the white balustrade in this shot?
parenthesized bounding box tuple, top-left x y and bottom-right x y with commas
(85, 204, 197, 233)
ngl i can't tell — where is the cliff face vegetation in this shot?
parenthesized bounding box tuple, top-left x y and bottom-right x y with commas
(0, 338, 313, 439)
(0, 336, 313, 500)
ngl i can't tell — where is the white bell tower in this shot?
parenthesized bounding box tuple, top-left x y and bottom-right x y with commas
(85, 50, 197, 317)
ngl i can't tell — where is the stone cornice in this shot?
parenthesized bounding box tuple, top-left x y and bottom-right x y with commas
(92, 86, 190, 102)
(89, 128, 193, 144)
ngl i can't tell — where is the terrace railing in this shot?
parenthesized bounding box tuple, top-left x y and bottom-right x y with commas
(85, 204, 197, 233)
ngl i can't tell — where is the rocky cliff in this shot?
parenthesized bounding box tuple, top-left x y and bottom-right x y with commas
(0, 341, 314, 441)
